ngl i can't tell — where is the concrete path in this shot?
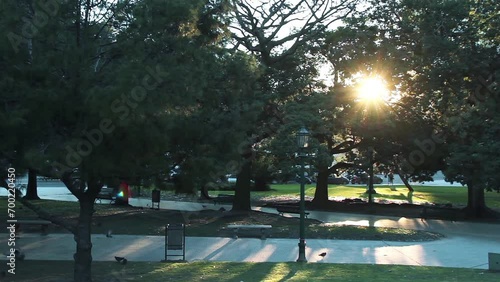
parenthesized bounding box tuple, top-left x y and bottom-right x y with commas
(0, 232, 497, 269)
(1, 186, 500, 269)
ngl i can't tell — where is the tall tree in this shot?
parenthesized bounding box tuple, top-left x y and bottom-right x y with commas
(365, 0, 499, 216)
(306, 23, 380, 206)
(0, 0, 48, 199)
(228, 0, 359, 211)
(1, 0, 245, 280)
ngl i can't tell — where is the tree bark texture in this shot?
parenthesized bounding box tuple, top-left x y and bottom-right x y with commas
(73, 196, 95, 282)
(232, 160, 252, 211)
(24, 168, 40, 199)
(466, 181, 487, 218)
(312, 169, 329, 207)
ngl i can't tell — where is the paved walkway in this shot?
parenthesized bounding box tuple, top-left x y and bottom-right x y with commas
(1, 187, 500, 269)
(1, 231, 497, 269)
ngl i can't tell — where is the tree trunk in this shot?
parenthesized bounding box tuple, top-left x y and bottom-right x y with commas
(466, 181, 487, 218)
(253, 176, 270, 191)
(73, 196, 95, 282)
(467, 181, 473, 209)
(24, 168, 40, 200)
(397, 173, 414, 192)
(367, 150, 375, 204)
(312, 169, 329, 207)
(394, 158, 414, 192)
(232, 160, 252, 211)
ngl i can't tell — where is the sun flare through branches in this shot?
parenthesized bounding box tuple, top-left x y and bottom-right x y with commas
(356, 76, 390, 104)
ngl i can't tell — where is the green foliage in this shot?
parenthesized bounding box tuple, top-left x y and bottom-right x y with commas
(348, 0, 500, 204)
(0, 0, 260, 188)
(0, 1, 262, 278)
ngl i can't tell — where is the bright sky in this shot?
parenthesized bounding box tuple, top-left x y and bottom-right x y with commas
(356, 76, 391, 103)
(228, 0, 383, 96)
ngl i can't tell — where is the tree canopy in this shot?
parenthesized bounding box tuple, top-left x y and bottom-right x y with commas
(1, 0, 498, 280)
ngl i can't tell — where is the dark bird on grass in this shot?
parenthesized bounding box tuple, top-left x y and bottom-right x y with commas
(106, 230, 113, 238)
(202, 205, 207, 209)
(319, 252, 327, 257)
(115, 256, 127, 264)
(219, 207, 226, 212)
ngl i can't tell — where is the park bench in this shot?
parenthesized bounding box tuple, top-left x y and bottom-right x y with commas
(276, 206, 309, 218)
(226, 224, 272, 240)
(95, 187, 117, 204)
(213, 194, 234, 205)
(12, 219, 52, 235)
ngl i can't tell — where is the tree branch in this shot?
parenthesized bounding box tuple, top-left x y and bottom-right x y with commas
(328, 161, 354, 174)
(61, 171, 83, 199)
(332, 139, 359, 153)
(231, 0, 359, 65)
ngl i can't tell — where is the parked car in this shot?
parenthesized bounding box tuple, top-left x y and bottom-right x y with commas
(350, 173, 383, 184)
(327, 176, 350, 185)
(225, 175, 255, 184)
(226, 175, 237, 184)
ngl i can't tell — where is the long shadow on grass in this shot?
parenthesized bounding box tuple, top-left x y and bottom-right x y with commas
(226, 262, 277, 282)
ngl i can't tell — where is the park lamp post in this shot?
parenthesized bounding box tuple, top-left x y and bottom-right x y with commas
(296, 127, 309, 263)
(366, 146, 376, 204)
(356, 76, 387, 204)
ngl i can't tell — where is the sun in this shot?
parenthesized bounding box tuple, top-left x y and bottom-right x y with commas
(356, 76, 390, 103)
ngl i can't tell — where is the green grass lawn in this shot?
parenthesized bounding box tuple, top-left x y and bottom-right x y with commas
(5, 261, 499, 282)
(249, 184, 500, 208)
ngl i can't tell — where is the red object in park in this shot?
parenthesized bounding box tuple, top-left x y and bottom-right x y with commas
(116, 181, 130, 205)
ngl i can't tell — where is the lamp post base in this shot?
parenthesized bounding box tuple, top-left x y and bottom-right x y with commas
(296, 240, 307, 262)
